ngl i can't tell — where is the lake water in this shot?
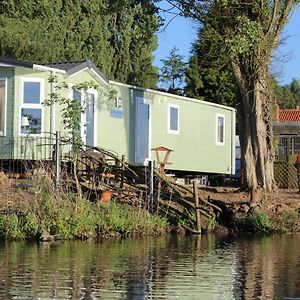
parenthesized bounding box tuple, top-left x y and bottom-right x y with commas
(0, 234, 300, 300)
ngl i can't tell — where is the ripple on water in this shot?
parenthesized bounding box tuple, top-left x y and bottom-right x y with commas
(1, 236, 300, 299)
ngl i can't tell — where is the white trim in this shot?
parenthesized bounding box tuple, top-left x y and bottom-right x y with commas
(135, 97, 151, 165)
(67, 67, 89, 79)
(148, 101, 152, 164)
(19, 77, 45, 136)
(86, 88, 98, 147)
(231, 111, 236, 174)
(89, 68, 109, 86)
(0, 78, 7, 136)
(168, 104, 180, 135)
(0, 63, 20, 68)
(111, 80, 235, 112)
(50, 72, 56, 135)
(216, 113, 225, 146)
(69, 87, 98, 146)
(67, 67, 109, 86)
(33, 64, 66, 74)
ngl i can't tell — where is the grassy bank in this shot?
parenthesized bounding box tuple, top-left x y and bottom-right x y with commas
(0, 179, 169, 241)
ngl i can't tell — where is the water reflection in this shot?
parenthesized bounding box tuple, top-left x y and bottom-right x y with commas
(0, 235, 300, 299)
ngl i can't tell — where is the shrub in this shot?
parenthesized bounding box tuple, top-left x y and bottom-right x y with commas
(241, 212, 274, 233)
(0, 213, 24, 240)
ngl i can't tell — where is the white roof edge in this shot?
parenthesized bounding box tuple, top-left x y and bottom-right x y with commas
(89, 68, 109, 86)
(66, 67, 109, 86)
(66, 67, 88, 78)
(0, 63, 19, 68)
(110, 80, 236, 112)
(33, 64, 66, 74)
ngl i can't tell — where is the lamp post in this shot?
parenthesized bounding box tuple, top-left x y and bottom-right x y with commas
(151, 146, 173, 174)
(150, 146, 173, 210)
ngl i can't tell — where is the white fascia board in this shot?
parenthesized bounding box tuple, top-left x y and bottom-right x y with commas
(66, 67, 109, 86)
(33, 64, 66, 74)
(89, 68, 109, 86)
(0, 63, 18, 68)
(110, 80, 236, 112)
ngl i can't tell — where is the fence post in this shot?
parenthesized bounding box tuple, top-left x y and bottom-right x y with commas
(54, 131, 61, 188)
(193, 180, 201, 234)
(120, 155, 125, 188)
(148, 160, 154, 212)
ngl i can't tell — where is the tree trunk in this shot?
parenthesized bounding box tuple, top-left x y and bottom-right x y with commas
(233, 62, 275, 192)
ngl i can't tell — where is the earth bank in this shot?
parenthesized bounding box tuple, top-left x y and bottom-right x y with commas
(0, 172, 300, 240)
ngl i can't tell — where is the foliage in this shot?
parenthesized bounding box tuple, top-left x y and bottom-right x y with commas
(206, 216, 218, 230)
(241, 212, 274, 233)
(97, 201, 169, 235)
(0, 213, 24, 240)
(185, 26, 237, 107)
(160, 46, 186, 95)
(0, 0, 159, 87)
(270, 77, 300, 109)
(44, 78, 102, 151)
(0, 181, 169, 241)
(273, 210, 298, 233)
(165, 0, 300, 191)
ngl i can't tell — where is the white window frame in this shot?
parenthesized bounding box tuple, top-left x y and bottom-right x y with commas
(168, 103, 180, 134)
(0, 78, 7, 136)
(19, 77, 45, 136)
(216, 113, 225, 146)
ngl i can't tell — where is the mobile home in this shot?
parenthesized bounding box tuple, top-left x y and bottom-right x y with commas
(0, 58, 236, 176)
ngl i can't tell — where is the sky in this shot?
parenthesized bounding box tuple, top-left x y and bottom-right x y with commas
(153, 2, 300, 86)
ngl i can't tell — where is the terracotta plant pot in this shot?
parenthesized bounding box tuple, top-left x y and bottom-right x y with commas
(100, 190, 112, 203)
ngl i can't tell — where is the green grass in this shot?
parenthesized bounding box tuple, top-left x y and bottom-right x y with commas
(0, 181, 170, 241)
(241, 212, 274, 233)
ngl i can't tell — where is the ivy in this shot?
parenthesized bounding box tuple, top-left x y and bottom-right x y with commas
(226, 16, 263, 54)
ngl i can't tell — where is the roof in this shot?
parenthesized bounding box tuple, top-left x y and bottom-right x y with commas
(278, 109, 300, 122)
(44, 61, 85, 71)
(0, 57, 33, 68)
(0, 57, 109, 84)
(43, 60, 109, 84)
(111, 80, 236, 112)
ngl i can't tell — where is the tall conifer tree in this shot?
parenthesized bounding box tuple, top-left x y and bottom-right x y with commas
(185, 26, 237, 107)
(0, 0, 159, 87)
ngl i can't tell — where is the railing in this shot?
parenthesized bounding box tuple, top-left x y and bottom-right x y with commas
(0, 136, 54, 160)
(0, 134, 74, 174)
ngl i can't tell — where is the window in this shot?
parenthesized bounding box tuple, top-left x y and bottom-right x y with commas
(275, 137, 288, 156)
(168, 104, 179, 134)
(291, 137, 300, 155)
(0, 79, 7, 135)
(216, 114, 225, 145)
(20, 79, 44, 135)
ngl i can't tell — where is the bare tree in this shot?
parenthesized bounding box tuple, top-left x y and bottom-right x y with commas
(165, 0, 300, 192)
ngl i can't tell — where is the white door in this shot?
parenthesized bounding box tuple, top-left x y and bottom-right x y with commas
(135, 97, 151, 164)
(72, 89, 96, 147)
(85, 93, 95, 147)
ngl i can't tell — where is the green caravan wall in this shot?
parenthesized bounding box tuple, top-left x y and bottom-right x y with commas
(62, 71, 130, 160)
(151, 93, 234, 173)
(131, 89, 234, 174)
(98, 83, 132, 161)
(0, 67, 15, 158)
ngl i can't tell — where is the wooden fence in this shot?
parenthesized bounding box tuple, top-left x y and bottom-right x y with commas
(274, 162, 298, 189)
